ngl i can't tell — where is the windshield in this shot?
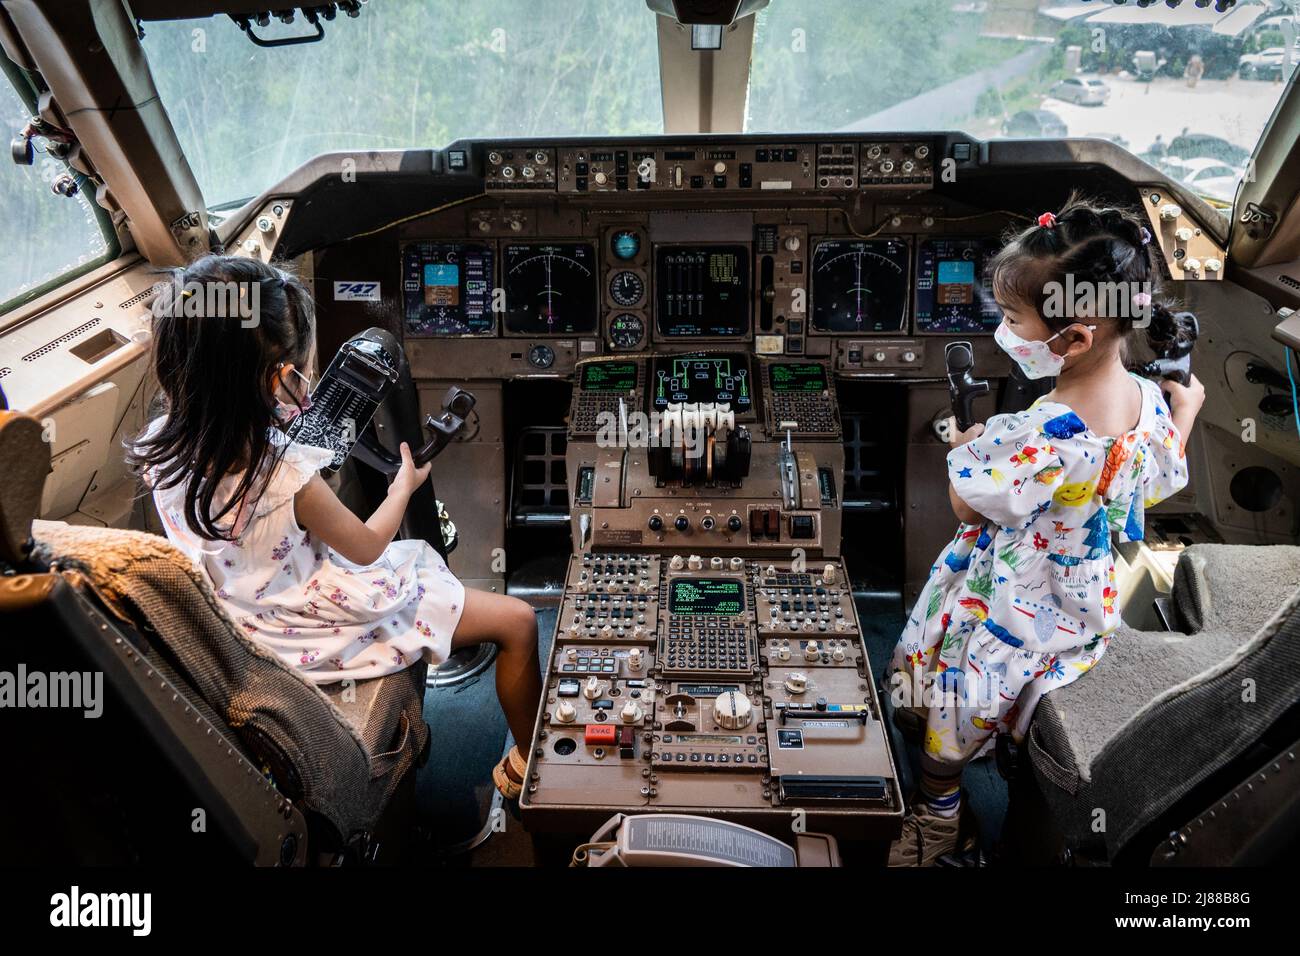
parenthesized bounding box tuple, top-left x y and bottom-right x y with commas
(143, 0, 1296, 210)
(142, 0, 663, 207)
(748, 0, 1297, 207)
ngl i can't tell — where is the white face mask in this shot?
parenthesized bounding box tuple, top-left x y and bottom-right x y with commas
(994, 321, 1096, 380)
(272, 364, 314, 423)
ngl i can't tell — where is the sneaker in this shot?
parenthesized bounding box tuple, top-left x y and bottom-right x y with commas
(887, 801, 976, 867)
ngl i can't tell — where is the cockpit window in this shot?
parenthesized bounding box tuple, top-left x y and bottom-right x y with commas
(142, 1, 663, 208)
(0, 65, 116, 316)
(747, 0, 1296, 207)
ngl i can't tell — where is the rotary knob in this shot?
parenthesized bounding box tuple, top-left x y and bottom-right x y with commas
(804, 640, 821, 661)
(710, 557, 724, 570)
(1159, 203, 1182, 221)
(628, 648, 644, 671)
(822, 563, 838, 585)
(620, 701, 643, 723)
(556, 701, 577, 723)
(729, 557, 745, 571)
(583, 676, 605, 700)
(784, 672, 809, 694)
(687, 554, 704, 571)
(713, 690, 752, 730)
(669, 555, 685, 571)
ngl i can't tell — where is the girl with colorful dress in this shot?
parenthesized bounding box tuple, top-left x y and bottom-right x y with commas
(129, 255, 540, 799)
(887, 200, 1205, 864)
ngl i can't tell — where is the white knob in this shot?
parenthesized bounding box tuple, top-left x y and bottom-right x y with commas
(765, 565, 777, 576)
(713, 161, 727, 175)
(1159, 203, 1182, 221)
(1205, 257, 1222, 273)
(583, 676, 604, 700)
(620, 701, 643, 723)
(777, 645, 791, 662)
(1175, 227, 1193, 242)
(880, 160, 895, 173)
(784, 235, 801, 252)
(566, 647, 578, 660)
(687, 555, 704, 571)
(242, 239, 260, 254)
(628, 648, 644, 671)
(784, 672, 809, 694)
(521, 165, 535, 179)
(556, 701, 577, 723)
(710, 556, 724, 570)
(874, 351, 887, 362)
(804, 640, 821, 661)
(256, 216, 274, 234)
(1183, 258, 1202, 273)
(822, 563, 838, 585)
(713, 690, 752, 730)
(832, 646, 847, 662)
(488, 151, 503, 165)
(669, 555, 685, 571)
(500, 166, 515, 179)
(902, 350, 917, 363)
(593, 170, 608, 185)
(729, 557, 744, 571)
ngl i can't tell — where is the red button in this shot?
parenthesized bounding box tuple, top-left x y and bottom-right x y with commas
(585, 725, 617, 746)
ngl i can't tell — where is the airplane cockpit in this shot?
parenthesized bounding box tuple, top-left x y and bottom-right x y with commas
(3, 0, 1300, 896)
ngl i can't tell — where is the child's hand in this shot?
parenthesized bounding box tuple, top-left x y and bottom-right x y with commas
(948, 417, 985, 449)
(390, 442, 432, 500)
(1163, 373, 1205, 419)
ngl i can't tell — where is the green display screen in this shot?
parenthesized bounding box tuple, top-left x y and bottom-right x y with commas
(670, 578, 743, 616)
(770, 363, 828, 393)
(580, 361, 638, 392)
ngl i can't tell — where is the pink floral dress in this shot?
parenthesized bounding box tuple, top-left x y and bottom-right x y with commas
(141, 421, 464, 683)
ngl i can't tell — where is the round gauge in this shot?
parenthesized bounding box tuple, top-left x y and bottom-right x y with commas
(611, 230, 641, 261)
(609, 270, 645, 307)
(503, 243, 598, 334)
(608, 313, 645, 350)
(811, 239, 910, 333)
(528, 344, 555, 369)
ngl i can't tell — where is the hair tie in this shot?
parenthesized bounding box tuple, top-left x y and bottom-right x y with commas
(1037, 211, 1058, 228)
(1139, 226, 1152, 246)
(1132, 291, 1152, 309)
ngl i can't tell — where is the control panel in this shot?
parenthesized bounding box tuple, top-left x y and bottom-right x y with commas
(521, 555, 902, 838)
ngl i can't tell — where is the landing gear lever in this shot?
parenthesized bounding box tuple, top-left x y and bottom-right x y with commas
(944, 341, 989, 433)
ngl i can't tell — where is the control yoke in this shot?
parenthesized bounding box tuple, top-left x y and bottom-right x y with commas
(944, 341, 989, 432)
(1137, 310, 1198, 389)
(287, 327, 475, 474)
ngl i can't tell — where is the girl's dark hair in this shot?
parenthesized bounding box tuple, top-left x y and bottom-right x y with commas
(988, 193, 1184, 357)
(128, 254, 315, 541)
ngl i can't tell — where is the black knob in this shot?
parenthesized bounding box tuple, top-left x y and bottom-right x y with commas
(674, 516, 690, 532)
(727, 515, 743, 533)
(648, 515, 664, 532)
(815, 696, 828, 711)
(701, 516, 716, 531)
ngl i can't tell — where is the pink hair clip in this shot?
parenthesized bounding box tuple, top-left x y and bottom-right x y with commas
(1037, 211, 1058, 228)
(1132, 291, 1152, 308)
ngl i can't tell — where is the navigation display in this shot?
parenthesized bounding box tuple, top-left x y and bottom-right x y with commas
(810, 239, 909, 333)
(914, 237, 1002, 334)
(655, 245, 750, 337)
(580, 360, 638, 393)
(669, 578, 744, 616)
(503, 243, 598, 335)
(401, 242, 494, 336)
(769, 363, 828, 393)
(650, 353, 753, 415)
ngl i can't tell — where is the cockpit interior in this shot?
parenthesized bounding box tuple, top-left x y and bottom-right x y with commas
(2, 0, 1300, 891)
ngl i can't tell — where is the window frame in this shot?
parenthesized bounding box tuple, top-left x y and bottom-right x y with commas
(0, 54, 122, 319)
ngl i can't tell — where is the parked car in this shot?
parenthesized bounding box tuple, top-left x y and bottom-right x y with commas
(1001, 109, 1068, 138)
(1049, 76, 1110, 105)
(1239, 43, 1298, 80)
(1162, 157, 1243, 203)
(1167, 132, 1251, 167)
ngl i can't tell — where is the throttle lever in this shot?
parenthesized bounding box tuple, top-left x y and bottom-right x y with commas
(945, 341, 989, 432)
(411, 385, 477, 466)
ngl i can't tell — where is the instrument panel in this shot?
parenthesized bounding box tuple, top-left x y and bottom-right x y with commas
(913, 237, 1002, 334)
(649, 353, 754, 418)
(810, 239, 911, 334)
(502, 242, 598, 335)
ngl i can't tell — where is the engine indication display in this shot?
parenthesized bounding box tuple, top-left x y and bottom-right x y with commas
(503, 243, 598, 335)
(669, 578, 745, 616)
(651, 354, 753, 415)
(811, 239, 909, 333)
(401, 242, 495, 336)
(914, 237, 1002, 333)
(655, 245, 750, 337)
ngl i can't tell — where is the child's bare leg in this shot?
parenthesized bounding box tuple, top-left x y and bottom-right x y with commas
(451, 588, 542, 748)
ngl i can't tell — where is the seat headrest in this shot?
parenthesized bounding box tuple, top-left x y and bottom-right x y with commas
(0, 412, 52, 567)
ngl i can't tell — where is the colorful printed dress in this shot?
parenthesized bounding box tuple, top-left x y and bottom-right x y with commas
(889, 375, 1188, 766)
(141, 421, 464, 683)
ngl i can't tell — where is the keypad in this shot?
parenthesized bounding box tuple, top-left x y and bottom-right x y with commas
(661, 618, 753, 674)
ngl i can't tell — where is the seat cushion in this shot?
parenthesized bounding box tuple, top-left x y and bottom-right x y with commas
(1172, 543, 1300, 634)
(1028, 581, 1300, 859)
